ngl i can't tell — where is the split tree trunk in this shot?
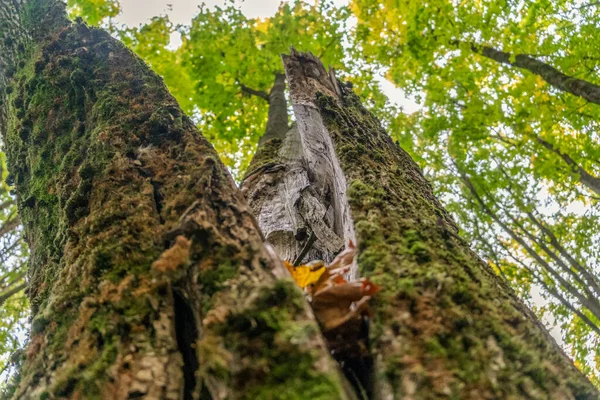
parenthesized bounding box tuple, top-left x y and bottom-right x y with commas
(243, 50, 598, 399)
(0, 2, 350, 399)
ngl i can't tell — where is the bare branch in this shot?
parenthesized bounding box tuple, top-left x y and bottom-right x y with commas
(461, 41, 600, 106)
(239, 83, 269, 101)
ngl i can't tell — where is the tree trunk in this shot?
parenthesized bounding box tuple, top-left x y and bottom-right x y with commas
(240, 67, 350, 267)
(244, 49, 598, 399)
(0, 2, 350, 399)
(263, 72, 289, 143)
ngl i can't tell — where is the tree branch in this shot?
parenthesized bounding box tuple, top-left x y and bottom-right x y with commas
(534, 135, 600, 195)
(239, 83, 269, 102)
(464, 42, 600, 106)
(0, 279, 26, 307)
(494, 163, 600, 296)
(497, 240, 600, 336)
(0, 213, 20, 239)
(454, 162, 600, 321)
(0, 270, 25, 290)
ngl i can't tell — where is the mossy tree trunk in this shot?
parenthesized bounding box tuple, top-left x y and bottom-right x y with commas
(242, 50, 599, 399)
(0, 2, 350, 399)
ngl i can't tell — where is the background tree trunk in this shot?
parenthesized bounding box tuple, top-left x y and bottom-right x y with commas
(0, 2, 350, 399)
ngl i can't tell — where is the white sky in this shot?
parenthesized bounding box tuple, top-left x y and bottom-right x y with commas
(114, 0, 343, 26)
(113, 0, 421, 113)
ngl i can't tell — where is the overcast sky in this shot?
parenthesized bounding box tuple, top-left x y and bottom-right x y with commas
(114, 0, 285, 26)
(112, 0, 421, 113)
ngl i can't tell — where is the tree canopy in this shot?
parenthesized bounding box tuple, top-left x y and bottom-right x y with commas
(351, 0, 600, 383)
(1, 0, 599, 390)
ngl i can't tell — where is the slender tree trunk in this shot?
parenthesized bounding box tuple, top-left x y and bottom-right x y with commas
(240, 72, 290, 144)
(0, 2, 350, 399)
(534, 135, 600, 195)
(263, 72, 289, 143)
(244, 50, 598, 399)
(467, 42, 600, 106)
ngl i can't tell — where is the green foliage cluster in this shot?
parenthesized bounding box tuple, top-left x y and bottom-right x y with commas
(67, 0, 119, 25)
(0, 154, 27, 386)
(118, 1, 397, 175)
(119, 1, 350, 174)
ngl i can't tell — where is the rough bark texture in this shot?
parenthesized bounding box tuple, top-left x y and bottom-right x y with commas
(280, 50, 598, 399)
(1, 3, 350, 399)
(241, 67, 353, 268)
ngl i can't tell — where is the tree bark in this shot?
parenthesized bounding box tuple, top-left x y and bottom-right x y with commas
(240, 66, 349, 267)
(260, 50, 595, 399)
(1, 2, 350, 399)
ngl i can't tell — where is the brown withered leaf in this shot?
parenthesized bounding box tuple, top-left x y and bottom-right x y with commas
(286, 241, 380, 333)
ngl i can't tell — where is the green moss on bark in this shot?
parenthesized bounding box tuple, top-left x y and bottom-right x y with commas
(3, 15, 346, 398)
(316, 89, 598, 399)
(205, 280, 345, 400)
(241, 137, 283, 181)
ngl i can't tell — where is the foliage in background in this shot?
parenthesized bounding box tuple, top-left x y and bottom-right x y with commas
(67, 0, 120, 25)
(0, 155, 28, 385)
(351, 0, 600, 383)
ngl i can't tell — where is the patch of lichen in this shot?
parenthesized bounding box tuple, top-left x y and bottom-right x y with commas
(316, 88, 598, 399)
(207, 280, 345, 400)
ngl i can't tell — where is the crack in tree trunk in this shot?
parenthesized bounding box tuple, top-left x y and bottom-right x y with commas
(172, 289, 200, 400)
